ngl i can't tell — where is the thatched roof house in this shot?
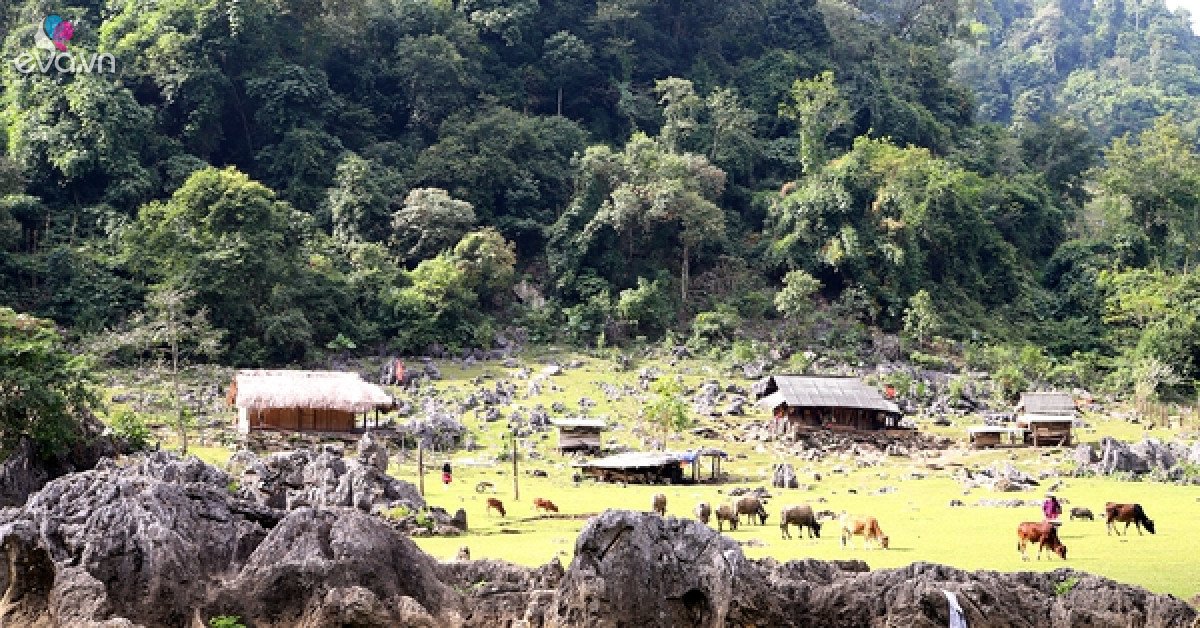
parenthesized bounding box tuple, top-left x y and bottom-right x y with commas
(755, 375, 903, 434)
(228, 370, 393, 434)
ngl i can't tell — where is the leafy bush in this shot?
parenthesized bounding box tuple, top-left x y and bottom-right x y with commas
(209, 616, 246, 628)
(110, 409, 150, 450)
(1054, 576, 1080, 596)
(690, 304, 742, 347)
(616, 275, 675, 338)
(382, 506, 412, 521)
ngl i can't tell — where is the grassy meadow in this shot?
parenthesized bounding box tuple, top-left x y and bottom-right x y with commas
(103, 351, 1200, 602)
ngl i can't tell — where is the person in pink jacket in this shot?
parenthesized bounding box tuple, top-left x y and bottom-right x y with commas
(1043, 493, 1062, 522)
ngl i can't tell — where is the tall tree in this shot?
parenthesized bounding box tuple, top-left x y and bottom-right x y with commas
(778, 71, 850, 176)
(0, 307, 97, 456)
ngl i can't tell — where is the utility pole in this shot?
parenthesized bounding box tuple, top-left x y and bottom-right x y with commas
(512, 429, 519, 501)
(418, 441, 425, 497)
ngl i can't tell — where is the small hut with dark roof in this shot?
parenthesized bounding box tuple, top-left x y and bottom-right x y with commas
(1015, 391, 1077, 446)
(755, 375, 903, 437)
(228, 370, 394, 434)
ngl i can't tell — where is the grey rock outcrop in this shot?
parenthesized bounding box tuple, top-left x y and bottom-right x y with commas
(0, 413, 125, 507)
(0, 461, 1194, 628)
(772, 463, 799, 489)
(1087, 437, 1196, 478)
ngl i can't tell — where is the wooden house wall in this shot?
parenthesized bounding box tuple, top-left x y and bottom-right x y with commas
(248, 407, 357, 432)
(558, 428, 602, 451)
(782, 405, 889, 430)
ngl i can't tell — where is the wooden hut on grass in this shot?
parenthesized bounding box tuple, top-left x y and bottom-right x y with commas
(550, 418, 606, 453)
(228, 370, 394, 434)
(754, 375, 904, 437)
(1015, 391, 1077, 446)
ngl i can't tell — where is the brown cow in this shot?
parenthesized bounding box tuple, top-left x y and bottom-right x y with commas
(735, 496, 769, 525)
(1017, 521, 1067, 560)
(839, 514, 889, 549)
(1105, 502, 1156, 536)
(715, 503, 739, 532)
(652, 493, 667, 516)
(694, 502, 712, 525)
(486, 497, 506, 517)
(780, 504, 822, 539)
(533, 497, 559, 514)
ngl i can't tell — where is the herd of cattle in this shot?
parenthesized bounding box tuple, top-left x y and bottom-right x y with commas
(480, 495, 1156, 561)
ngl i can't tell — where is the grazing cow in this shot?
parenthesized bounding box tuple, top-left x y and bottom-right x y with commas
(455, 546, 471, 561)
(715, 503, 739, 532)
(694, 502, 712, 525)
(779, 504, 822, 540)
(486, 497, 506, 517)
(1105, 502, 1156, 536)
(839, 514, 889, 549)
(533, 497, 559, 514)
(815, 509, 838, 521)
(1017, 521, 1067, 561)
(652, 493, 667, 516)
(1069, 507, 1094, 521)
(475, 481, 495, 493)
(734, 496, 769, 525)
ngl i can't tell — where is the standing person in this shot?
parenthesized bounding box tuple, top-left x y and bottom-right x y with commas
(394, 357, 405, 385)
(442, 461, 452, 486)
(1043, 493, 1062, 523)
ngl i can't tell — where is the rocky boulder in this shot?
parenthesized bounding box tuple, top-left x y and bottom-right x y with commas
(205, 508, 462, 627)
(0, 413, 126, 507)
(772, 463, 799, 489)
(546, 510, 747, 626)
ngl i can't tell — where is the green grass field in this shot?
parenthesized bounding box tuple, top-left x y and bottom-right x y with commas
(101, 351, 1200, 603)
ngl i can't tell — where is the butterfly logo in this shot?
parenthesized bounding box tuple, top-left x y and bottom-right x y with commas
(35, 15, 74, 52)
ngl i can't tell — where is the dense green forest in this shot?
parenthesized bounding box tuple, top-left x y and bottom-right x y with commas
(2, 0, 1199, 402)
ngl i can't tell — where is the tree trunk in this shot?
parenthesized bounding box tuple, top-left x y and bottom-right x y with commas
(681, 242, 690, 304)
(170, 302, 187, 455)
(557, 86, 563, 117)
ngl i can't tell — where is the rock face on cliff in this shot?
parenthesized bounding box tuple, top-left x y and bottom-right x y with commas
(0, 413, 125, 507)
(0, 455, 1194, 627)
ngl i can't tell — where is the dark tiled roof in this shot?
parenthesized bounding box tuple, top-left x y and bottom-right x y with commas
(757, 376, 900, 413)
(1016, 392, 1076, 416)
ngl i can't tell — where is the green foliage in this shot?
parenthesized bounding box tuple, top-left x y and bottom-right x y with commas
(208, 615, 247, 628)
(392, 188, 477, 265)
(775, 269, 823, 335)
(690, 304, 742, 347)
(110, 410, 150, 451)
(779, 71, 850, 174)
(124, 167, 311, 363)
(616, 276, 675, 338)
(902, 290, 942, 347)
(643, 378, 692, 443)
(1054, 577, 1081, 597)
(0, 308, 97, 457)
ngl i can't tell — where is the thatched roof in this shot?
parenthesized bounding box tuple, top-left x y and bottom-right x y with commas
(229, 370, 393, 413)
(756, 375, 901, 414)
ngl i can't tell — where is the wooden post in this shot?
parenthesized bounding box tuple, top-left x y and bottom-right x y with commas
(418, 442, 425, 497)
(512, 430, 520, 501)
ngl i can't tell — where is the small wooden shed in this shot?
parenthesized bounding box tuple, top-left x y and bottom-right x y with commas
(228, 370, 394, 434)
(1015, 391, 1077, 447)
(551, 418, 606, 453)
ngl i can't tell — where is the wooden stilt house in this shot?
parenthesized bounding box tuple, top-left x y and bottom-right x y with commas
(754, 375, 904, 437)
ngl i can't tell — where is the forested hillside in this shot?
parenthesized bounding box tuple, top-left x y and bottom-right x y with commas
(2, 0, 1199, 402)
